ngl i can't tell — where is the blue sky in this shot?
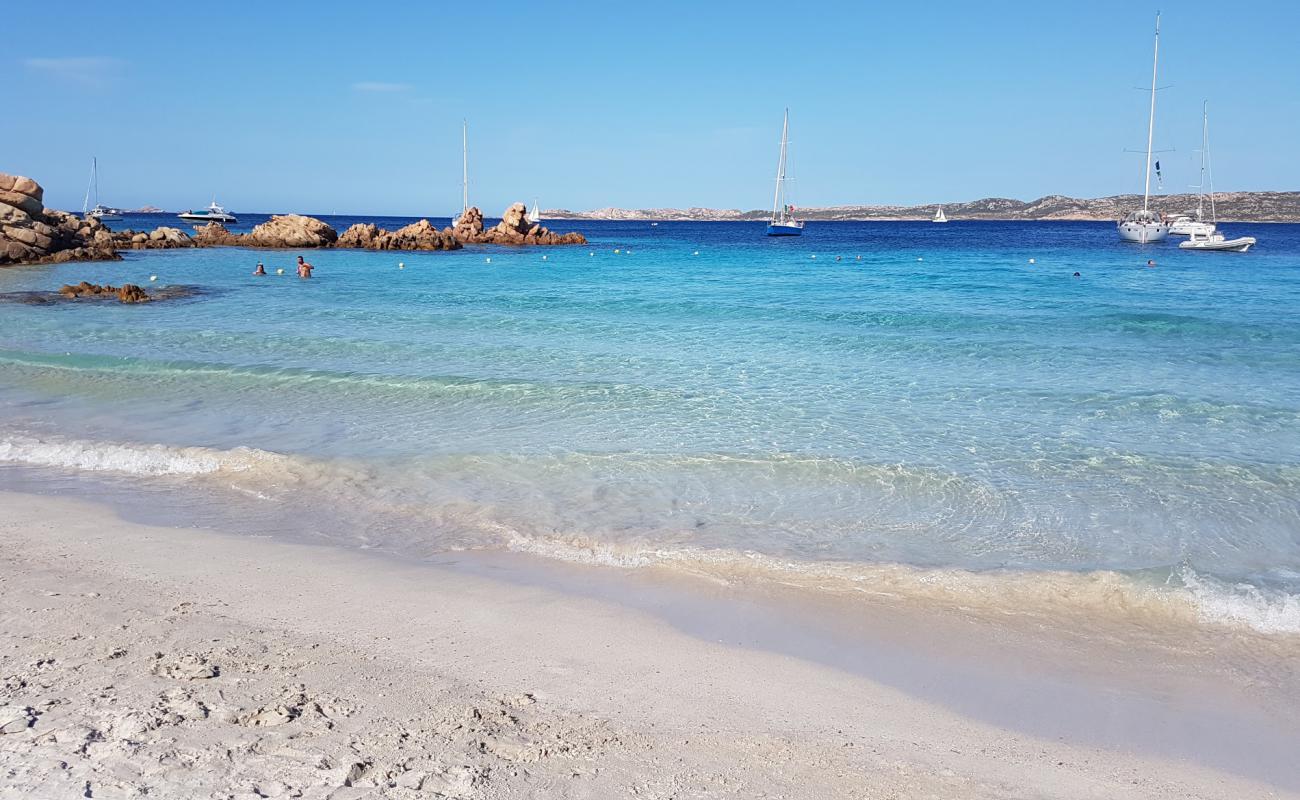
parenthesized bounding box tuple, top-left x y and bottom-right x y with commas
(5, 0, 1298, 215)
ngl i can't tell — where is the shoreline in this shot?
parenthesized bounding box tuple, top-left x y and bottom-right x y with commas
(2, 489, 1297, 798)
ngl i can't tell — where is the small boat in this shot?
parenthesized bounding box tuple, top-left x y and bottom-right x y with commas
(932, 206, 948, 223)
(766, 108, 804, 236)
(178, 201, 237, 224)
(1117, 13, 1170, 244)
(527, 201, 541, 224)
(1179, 231, 1255, 252)
(1177, 103, 1256, 254)
(82, 158, 124, 221)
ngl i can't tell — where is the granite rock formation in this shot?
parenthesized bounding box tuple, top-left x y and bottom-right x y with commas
(337, 219, 461, 251)
(451, 204, 586, 246)
(57, 281, 151, 303)
(0, 173, 120, 266)
(245, 214, 339, 248)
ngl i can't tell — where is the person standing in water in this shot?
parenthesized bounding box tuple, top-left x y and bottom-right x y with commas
(253, 262, 266, 276)
(297, 256, 314, 279)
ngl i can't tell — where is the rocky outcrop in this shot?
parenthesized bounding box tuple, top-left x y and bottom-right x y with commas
(57, 281, 151, 303)
(0, 173, 120, 266)
(245, 214, 338, 248)
(111, 226, 194, 249)
(451, 207, 485, 241)
(337, 220, 461, 251)
(192, 222, 240, 246)
(451, 204, 586, 246)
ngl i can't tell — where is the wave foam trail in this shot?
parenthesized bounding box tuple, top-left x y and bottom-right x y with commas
(0, 433, 274, 477)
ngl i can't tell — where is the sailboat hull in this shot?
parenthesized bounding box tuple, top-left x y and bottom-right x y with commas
(1117, 221, 1169, 243)
(766, 223, 803, 236)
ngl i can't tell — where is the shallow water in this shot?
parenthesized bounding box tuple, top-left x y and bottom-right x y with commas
(2, 218, 1298, 635)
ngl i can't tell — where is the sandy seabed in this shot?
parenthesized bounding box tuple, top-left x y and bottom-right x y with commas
(1, 491, 1296, 800)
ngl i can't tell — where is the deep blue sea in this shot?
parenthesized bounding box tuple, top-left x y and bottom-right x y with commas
(2, 215, 1298, 635)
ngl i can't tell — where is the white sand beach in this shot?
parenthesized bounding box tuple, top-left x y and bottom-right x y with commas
(2, 490, 1296, 799)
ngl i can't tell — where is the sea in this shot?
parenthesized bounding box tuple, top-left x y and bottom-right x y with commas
(2, 213, 1298, 638)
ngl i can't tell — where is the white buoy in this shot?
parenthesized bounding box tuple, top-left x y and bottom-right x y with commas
(149, 275, 157, 282)
(693, 250, 700, 256)
(542, 255, 548, 261)
(811, 254, 816, 259)
(1028, 258, 1036, 264)
(614, 249, 621, 254)
(589, 251, 595, 256)
(276, 268, 284, 275)
(399, 261, 405, 268)
(917, 257, 924, 262)
(486, 257, 492, 263)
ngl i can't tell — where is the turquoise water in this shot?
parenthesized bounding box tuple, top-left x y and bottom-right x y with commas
(2, 219, 1299, 633)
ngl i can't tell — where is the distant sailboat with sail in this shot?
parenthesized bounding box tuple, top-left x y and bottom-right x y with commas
(932, 206, 948, 223)
(766, 109, 804, 236)
(527, 201, 541, 224)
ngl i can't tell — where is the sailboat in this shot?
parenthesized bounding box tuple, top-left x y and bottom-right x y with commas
(932, 206, 948, 223)
(1179, 103, 1256, 253)
(453, 120, 469, 226)
(766, 109, 804, 236)
(1117, 13, 1170, 243)
(81, 157, 123, 222)
(527, 201, 541, 224)
(1170, 102, 1217, 237)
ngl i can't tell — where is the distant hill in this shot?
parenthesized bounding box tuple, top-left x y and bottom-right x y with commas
(545, 192, 1300, 223)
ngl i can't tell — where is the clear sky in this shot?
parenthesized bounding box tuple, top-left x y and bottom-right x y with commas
(5, 0, 1298, 215)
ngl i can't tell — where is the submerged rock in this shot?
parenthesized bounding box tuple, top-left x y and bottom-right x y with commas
(56, 281, 150, 303)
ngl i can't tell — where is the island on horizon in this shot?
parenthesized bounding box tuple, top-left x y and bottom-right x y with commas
(543, 190, 1300, 223)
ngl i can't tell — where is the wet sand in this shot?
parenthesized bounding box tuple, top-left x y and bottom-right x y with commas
(1, 490, 1296, 799)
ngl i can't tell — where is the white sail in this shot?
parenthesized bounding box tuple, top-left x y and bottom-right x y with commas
(766, 109, 804, 234)
(527, 201, 541, 224)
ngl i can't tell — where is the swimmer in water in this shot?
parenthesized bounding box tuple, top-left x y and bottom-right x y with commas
(297, 256, 314, 279)
(253, 262, 266, 276)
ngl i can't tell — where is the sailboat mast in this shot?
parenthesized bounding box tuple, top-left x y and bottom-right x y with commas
(1142, 13, 1160, 213)
(461, 120, 469, 213)
(1204, 103, 1217, 224)
(1196, 101, 1208, 221)
(772, 109, 789, 219)
(82, 158, 96, 215)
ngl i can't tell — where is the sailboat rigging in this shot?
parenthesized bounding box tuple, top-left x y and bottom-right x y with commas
(1117, 12, 1170, 243)
(82, 157, 123, 222)
(766, 109, 804, 236)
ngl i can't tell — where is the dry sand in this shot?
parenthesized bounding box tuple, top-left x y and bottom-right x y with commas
(1, 490, 1295, 799)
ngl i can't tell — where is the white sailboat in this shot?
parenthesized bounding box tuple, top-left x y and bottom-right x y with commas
(1179, 103, 1257, 253)
(453, 119, 469, 226)
(527, 201, 541, 224)
(766, 108, 804, 236)
(932, 206, 948, 223)
(1170, 102, 1218, 237)
(1117, 13, 1170, 244)
(82, 157, 123, 221)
